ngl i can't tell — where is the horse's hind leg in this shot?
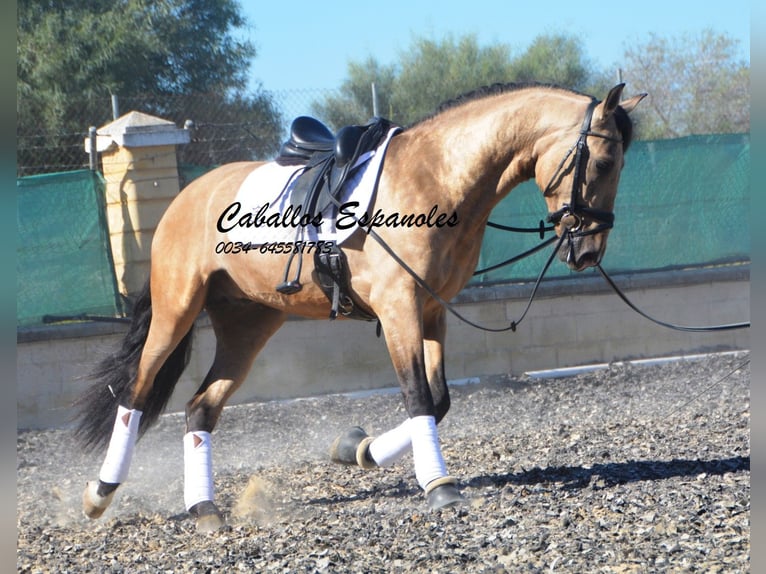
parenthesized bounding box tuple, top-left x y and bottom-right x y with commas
(82, 280, 205, 519)
(183, 302, 286, 532)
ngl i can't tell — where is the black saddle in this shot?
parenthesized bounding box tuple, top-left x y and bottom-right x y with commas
(272, 116, 396, 306)
(277, 116, 334, 163)
(276, 115, 392, 169)
(275, 116, 393, 228)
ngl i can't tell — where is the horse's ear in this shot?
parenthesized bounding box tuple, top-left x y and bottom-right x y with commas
(618, 92, 648, 115)
(598, 84, 647, 120)
(599, 84, 625, 120)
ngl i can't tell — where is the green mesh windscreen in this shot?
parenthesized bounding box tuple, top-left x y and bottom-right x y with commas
(17, 170, 122, 326)
(16, 135, 749, 327)
(473, 133, 750, 283)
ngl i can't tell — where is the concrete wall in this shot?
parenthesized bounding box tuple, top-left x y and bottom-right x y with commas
(17, 266, 749, 430)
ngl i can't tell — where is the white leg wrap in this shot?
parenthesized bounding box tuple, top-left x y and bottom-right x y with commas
(98, 406, 142, 484)
(184, 431, 214, 510)
(368, 419, 413, 467)
(409, 415, 448, 491)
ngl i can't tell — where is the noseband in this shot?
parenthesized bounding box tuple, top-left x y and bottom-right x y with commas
(544, 99, 623, 238)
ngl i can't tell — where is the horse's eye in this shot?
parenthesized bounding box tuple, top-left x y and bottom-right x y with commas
(595, 159, 614, 174)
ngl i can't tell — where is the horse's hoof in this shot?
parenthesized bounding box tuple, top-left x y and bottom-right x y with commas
(196, 513, 225, 533)
(426, 478, 466, 511)
(329, 426, 376, 469)
(82, 481, 115, 519)
(189, 500, 225, 533)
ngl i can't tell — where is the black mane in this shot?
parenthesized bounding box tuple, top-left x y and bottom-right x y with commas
(409, 81, 635, 150)
(613, 105, 634, 151)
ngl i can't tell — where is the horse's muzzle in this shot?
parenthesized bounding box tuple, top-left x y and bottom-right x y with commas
(559, 232, 606, 271)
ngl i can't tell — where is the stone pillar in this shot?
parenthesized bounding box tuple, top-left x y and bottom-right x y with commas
(85, 111, 190, 299)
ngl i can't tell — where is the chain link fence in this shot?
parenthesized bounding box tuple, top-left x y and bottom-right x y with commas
(16, 87, 750, 326)
(17, 89, 341, 177)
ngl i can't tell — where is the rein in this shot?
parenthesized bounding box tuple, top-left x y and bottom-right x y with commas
(369, 223, 751, 334)
(469, 99, 750, 333)
(366, 227, 567, 332)
(595, 264, 750, 332)
(333, 98, 750, 334)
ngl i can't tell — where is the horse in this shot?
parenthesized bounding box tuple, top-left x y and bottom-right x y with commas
(75, 82, 645, 532)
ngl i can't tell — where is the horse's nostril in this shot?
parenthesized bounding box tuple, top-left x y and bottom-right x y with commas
(575, 251, 601, 270)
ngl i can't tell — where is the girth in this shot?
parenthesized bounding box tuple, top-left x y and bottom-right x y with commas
(314, 242, 377, 322)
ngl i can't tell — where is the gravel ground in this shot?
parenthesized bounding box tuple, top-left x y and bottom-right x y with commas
(17, 351, 749, 573)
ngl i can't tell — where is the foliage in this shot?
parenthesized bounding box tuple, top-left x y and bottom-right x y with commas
(510, 34, 596, 91)
(391, 35, 516, 125)
(312, 30, 749, 140)
(17, 5, 751, 177)
(620, 30, 750, 138)
(312, 33, 609, 129)
(310, 57, 397, 129)
(17, 0, 283, 174)
(118, 92, 283, 168)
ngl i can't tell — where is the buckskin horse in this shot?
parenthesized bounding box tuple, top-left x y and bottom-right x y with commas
(75, 83, 645, 531)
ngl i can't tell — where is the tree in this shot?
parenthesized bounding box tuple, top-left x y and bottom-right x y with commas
(311, 57, 397, 129)
(116, 91, 283, 169)
(391, 34, 516, 125)
(620, 30, 749, 138)
(510, 33, 602, 93)
(312, 33, 608, 130)
(17, 0, 282, 174)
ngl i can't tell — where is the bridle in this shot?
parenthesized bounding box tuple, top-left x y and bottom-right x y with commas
(543, 99, 621, 239)
(473, 98, 622, 275)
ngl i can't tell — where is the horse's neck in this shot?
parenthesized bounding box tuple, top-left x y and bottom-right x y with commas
(405, 92, 566, 221)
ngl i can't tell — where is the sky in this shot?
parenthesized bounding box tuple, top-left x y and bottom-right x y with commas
(237, 0, 750, 95)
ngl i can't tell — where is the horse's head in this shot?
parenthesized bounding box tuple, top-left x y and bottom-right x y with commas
(535, 84, 646, 271)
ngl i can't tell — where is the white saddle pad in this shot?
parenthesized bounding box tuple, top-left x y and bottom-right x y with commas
(221, 126, 400, 247)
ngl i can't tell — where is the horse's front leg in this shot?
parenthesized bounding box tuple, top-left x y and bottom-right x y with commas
(423, 307, 450, 423)
(384, 306, 463, 508)
(331, 306, 463, 509)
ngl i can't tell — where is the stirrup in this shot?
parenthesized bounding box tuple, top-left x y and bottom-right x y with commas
(276, 280, 302, 294)
(276, 249, 303, 294)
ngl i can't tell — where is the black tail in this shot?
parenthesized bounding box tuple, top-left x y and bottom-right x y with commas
(73, 280, 194, 451)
